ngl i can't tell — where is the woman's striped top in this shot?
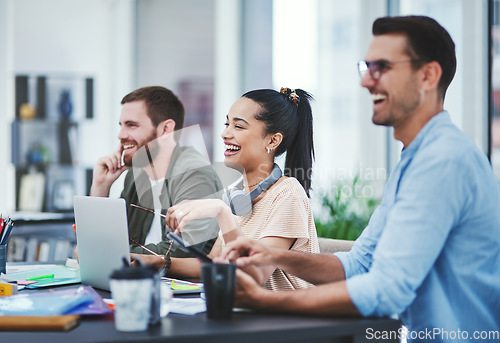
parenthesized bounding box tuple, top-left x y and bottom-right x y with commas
(221, 176, 320, 291)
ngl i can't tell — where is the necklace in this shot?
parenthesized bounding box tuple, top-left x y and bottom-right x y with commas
(243, 181, 261, 188)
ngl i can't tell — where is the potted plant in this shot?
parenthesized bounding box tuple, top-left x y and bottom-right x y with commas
(314, 175, 381, 241)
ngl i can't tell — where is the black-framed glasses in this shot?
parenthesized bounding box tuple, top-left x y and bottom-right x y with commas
(357, 59, 424, 80)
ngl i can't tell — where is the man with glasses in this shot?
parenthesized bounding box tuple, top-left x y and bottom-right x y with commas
(218, 16, 500, 341)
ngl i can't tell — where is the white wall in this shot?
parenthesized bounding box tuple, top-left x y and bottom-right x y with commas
(0, 0, 12, 212)
(133, 0, 216, 166)
(136, 0, 214, 90)
(0, 0, 136, 212)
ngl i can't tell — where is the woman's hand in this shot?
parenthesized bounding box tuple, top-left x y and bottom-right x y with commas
(166, 199, 228, 232)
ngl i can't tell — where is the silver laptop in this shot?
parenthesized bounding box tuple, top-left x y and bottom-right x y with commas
(73, 196, 130, 291)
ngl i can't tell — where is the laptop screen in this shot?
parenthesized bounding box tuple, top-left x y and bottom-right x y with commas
(73, 196, 130, 291)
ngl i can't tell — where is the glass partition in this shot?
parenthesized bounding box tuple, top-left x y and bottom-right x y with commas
(490, 0, 500, 178)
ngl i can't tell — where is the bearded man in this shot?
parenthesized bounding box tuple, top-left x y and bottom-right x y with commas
(89, 86, 221, 261)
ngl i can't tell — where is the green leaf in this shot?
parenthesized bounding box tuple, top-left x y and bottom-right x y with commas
(314, 176, 380, 241)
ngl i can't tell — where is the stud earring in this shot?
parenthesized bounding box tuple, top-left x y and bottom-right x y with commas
(267, 147, 271, 154)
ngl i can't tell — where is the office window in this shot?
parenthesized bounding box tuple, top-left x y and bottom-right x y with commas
(273, 0, 388, 207)
(398, 0, 490, 154)
(268, 0, 494, 221)
(491, 0, 500, 178)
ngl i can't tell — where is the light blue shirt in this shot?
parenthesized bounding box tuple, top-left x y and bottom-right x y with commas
(336, 111, 500, 341)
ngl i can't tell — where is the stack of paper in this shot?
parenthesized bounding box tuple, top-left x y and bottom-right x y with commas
(0, 293, 93, 315)
(0, 285, 111, 316)
(6, 264, 80, 288)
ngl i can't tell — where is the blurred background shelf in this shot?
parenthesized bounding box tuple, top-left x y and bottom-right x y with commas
(11, 74, 93, 213)
(6, 212, 76, 263)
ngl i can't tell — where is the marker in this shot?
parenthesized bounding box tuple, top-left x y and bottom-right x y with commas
(26, 274, 55, 281)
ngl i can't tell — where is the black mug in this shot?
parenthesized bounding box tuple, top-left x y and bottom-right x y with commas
(201, 263, 236, 319)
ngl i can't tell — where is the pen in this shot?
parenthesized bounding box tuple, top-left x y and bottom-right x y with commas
(0, 222, 14, 245)
(0, 217, 5, 238)
(128, 237, 164, 259)
(130, 204, 167, 218)
(26, 274, 55, 281)
(129, 204, 175, 259)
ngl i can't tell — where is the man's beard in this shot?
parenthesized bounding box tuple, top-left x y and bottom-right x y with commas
(132, 139, 161, 169)
(122, 131, 159, 167)
(372, 79, 420, 127)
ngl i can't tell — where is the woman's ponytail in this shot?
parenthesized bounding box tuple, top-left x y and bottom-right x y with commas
(281, 89, 314, 197)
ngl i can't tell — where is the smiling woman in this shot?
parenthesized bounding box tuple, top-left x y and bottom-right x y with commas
(145, 87, 321, 291)
(222, 97, 267, 173)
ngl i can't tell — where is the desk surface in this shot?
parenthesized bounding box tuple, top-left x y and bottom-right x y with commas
(3, 264, 401, 343)
(2, 285, 401, 343)
(2, 310, 400, 343)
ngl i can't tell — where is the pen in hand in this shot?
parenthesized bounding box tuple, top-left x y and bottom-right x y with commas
(128, 237, 164, 259)
(129, 203, 175, 260)
(130, 203, 178, 234)
(130, 204, 167, 219)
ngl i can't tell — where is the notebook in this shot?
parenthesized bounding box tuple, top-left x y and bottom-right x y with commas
(73, 196, 131, 291)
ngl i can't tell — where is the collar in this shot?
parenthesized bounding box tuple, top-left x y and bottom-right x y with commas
(401, 111, 450, 159)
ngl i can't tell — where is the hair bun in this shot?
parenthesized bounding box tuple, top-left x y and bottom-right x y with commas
(280, 87, 300, 105)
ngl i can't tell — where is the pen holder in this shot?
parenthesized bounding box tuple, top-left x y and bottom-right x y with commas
(0, 245, 6, 274)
